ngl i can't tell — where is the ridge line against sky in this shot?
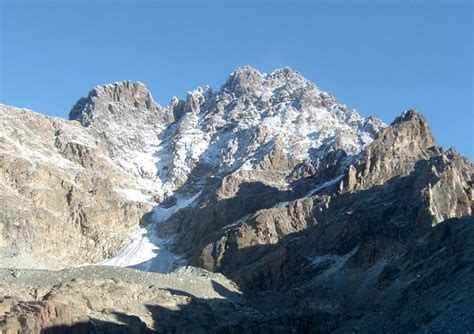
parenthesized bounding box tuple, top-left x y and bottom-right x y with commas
(0, 0, 472, 159)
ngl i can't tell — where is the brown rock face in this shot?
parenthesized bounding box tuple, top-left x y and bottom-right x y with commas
(352, 109, 436, 188)
(0, 266, 247, 333)
(1, 69, 473, 332)
(165, 110, 473, 304)
(69, 81, 165, 127)
(148, 109, 473, 332)
(1, 300, 79, 333)
(0, 105, 150, 269)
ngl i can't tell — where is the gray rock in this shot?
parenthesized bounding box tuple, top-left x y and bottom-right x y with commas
(0, 67, 472, 333)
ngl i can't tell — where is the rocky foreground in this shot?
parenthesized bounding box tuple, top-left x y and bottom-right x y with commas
(1, 225, 473, 333)
(0, 266, 248, 333)
(1, 67, 473, 333)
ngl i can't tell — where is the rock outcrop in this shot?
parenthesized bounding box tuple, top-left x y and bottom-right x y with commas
(0, 66, 473, 332)
(0, 266, 244, 333)
(69, 81, 166, 127)
(175, 109, 472, 286)
(0, 106, 151, 269)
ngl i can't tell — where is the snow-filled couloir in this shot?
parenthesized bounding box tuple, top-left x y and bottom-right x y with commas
(65, 66, 386, 271)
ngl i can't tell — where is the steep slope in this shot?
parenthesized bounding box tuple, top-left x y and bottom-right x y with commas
(0, 66, 385, 270)
(0, 66, 473, 333)
(151, 108, 473, 332)
(0, 106, 152, 268)
(68, 67, 384, 201)
(159, 109, 473, 284)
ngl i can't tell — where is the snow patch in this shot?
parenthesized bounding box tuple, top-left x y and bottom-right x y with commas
(115, 188, 150, 203)
(100, 192, 202, 273)
(99, 226, 158, 268)
(152, 191, 202, 222)
(308, 246, 359, 280)
(306, 175, 344, 197)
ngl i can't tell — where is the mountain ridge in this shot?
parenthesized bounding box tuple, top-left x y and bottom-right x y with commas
(0, 66, 473, 332)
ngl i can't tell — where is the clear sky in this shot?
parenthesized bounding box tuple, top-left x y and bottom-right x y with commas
(1, 0, 472, 159)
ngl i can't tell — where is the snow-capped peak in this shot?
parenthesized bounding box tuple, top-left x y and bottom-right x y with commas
(67, 66, 385, 203)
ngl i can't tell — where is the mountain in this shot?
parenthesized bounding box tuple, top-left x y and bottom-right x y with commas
(0, 67, 473, 332)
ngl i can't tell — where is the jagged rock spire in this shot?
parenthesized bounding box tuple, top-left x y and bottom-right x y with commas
(69, 81, 165, 127)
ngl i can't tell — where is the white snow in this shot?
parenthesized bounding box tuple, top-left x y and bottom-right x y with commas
(99, 223, 179, 273)
(306, 175, 344, 197)
(240, 159, 255, 171)
(115, 188, 150, 203)
(224, 214, 252, 230)
(100, 192, 202, 273)
(152, 191, 202, 222)
(99, 226, 158, 268)
(83, 68, 385, 274)
(308, 246, 359, 280)
(269, 175, 344, 210)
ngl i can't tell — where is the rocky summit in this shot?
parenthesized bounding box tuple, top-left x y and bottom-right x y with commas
(0, 67, 473, 333)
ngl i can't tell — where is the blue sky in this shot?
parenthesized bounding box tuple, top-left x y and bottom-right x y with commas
(1, 0, 472, 159)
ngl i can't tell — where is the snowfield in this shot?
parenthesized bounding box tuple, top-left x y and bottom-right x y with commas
(100, 192, 202, 273)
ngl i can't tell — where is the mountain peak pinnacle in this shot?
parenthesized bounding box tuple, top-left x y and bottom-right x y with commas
(69, 81, 161, 126)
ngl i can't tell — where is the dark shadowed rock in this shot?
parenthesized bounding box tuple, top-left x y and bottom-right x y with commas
(0, 67, 472, 333)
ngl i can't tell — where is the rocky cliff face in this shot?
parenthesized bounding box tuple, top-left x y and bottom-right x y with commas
(1, 66, 473, 332)
(163, 108, 472, 289)
(0, 106, 152, 269)
(0, 67, 387, 269)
